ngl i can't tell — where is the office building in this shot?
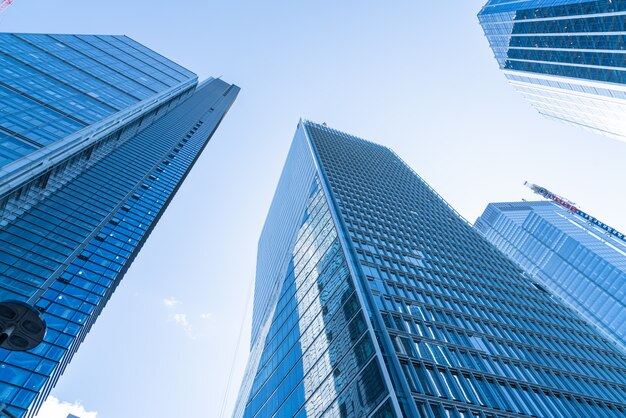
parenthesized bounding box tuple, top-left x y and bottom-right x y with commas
(478, 0, 626, 141)
(476, 200, 626, 354)
(234, 120, 626, 417)
(0, 33, 239, 417)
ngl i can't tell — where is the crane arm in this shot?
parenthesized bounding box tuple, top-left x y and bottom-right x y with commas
(524, 181, 626, 244)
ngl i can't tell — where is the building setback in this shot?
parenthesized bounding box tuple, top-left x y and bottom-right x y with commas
(475, 200, 626, 354)
(478, 0, 626, 141)
(0, 33, 238, 417)
(234, 120, 626, 418)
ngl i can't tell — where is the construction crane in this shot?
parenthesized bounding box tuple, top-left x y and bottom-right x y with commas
(0, 0, 13, 14)
(524, 181, 626, 244)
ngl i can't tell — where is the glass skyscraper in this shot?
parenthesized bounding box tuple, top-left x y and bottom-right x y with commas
(234, 120, 626, 418)
(475, 200, 626, 354)
(0, 33, 239, 417)
(478, 0, 626, 141)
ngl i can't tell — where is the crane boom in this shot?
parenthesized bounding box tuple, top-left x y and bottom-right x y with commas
(524, 181, 626, 244)
(0, 0, 13, 13)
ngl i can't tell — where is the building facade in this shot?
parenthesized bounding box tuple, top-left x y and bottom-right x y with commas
(0, 33, 239, 417)
(475, 200, 626, 354)
(234, 121, 626, 418)
(478, 0, 626, 141)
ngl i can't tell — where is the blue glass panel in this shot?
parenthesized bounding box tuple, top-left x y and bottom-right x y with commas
(235, 120, 626, 418)
(0, 43, 237, 416)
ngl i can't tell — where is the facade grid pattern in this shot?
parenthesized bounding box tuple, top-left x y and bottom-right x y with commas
(0, 33, 195, 166)
(0, 32, 238, 416)
(475, 201, 626, 354)
(307, 122, 626, 417)
(236, 120, 626, 418)
(478, 0, 626, 141)
(242, 178, 393, 418)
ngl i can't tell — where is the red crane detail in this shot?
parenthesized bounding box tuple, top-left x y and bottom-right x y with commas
(0, 0, 14, 13)
(524, 181, 626, 244)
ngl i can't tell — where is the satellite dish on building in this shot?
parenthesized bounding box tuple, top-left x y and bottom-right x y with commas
(0, 300, 46, 351)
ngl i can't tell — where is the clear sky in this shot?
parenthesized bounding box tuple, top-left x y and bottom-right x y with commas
(2, 1, 626, 417)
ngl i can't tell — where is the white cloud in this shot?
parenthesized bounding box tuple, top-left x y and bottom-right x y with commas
(172, 313, 193, 336)
(34, 396, 97, 418)
(168, 312, 215, 339)
(163, 297, 213, 338)
(163, 296, 180, 307)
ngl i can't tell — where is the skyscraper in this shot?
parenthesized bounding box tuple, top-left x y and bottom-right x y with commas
(0, 33, 238, 417)
(475, 200, 626, 354)
(478, 0, 626, 141)
(234, 120, 626, 418)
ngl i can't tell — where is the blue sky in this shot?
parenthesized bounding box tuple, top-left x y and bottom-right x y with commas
(2, 1, 626, 417)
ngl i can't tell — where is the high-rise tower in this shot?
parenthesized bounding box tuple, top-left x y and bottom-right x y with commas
(0, 33, 239, 417)
(476, 200, 626, 354)
(234, 120, 626, 418)
(478, 0, 626, 141)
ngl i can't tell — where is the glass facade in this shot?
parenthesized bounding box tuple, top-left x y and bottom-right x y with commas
(235, 121, 626, 418)
(475, 201, 626, 354)
(0, 33, 239, 417)
(478, 0, 626, 141)
(0, 33, 196, 167)
(236, 124, 398, 418)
